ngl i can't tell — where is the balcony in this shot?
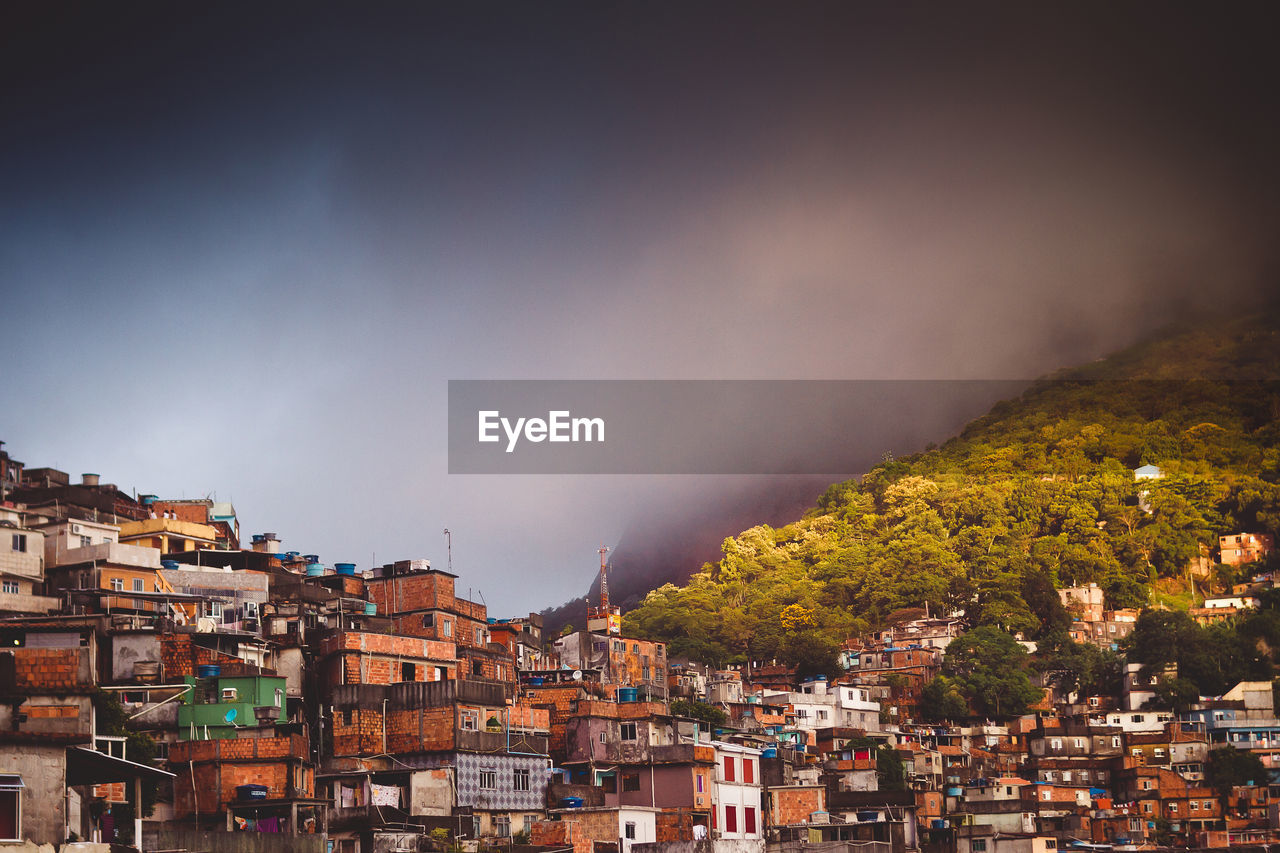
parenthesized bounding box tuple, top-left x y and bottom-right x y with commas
(456, 728, 548, 755)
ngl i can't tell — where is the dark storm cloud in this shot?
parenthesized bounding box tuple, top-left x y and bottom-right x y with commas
(2, 2, 1277, 612)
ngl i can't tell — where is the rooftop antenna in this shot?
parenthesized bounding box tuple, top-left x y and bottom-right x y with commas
(443, 529, 452, 573)
(598, 545, 609, 613)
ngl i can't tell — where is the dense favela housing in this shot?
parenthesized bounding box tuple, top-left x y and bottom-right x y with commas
(4, 436, 1280, 853)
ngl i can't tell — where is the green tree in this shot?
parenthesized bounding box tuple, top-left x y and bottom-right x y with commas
(942, 627, 1042, 718)
(1206, 746, 1269, 812)
(919, 675, 968, 722)
(670, 699, 728, 728)
(93, 691, 159, 842)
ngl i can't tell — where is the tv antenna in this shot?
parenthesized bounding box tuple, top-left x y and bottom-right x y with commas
(443, 529, 452, 573)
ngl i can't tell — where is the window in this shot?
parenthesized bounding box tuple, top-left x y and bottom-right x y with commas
(1045, 842, 1056, 850)
(110, 577, 124, 592)
(401, 662, 416, 682)
(460, 710, 479, 731)
(479, 768, 496, 789)
(79, 535, 91, 548)
(342, 709, 353, 725)
(600, 732, 607, 744)
(743, 759, 754, 784)
(1, 581, 17, 595)
(818, 710, 828, 721)
(476, 627, 485, 645)
(0, 774, 23, 841)
(495, 815, 510, 837)
(1051, 738, 1062, 750)
(132, 578, 144, 592)
(1131, 714, 1144, 723)
(10, 534, 25, 553)
(620, 722, 637, 741)
(422, 614, 435, 628)
(1073, 738, 1084, 749)
(624, 822, 636, 840)
(1112, 736, 1122, 747)
(723, 755, 735, 782)
(1190, 801, 1199, 811)
(972, 841, 987, 852)
(1169, 802, 1178, 813)
(696, 774, 704, 793)
(513, 768, 530, 791)
(442, 620, 452, 637)
(622, 773, 641, 792)
(724, 805, 737, 833)
(744, 807, 757, 834)
(1204, 801, 1213, 810)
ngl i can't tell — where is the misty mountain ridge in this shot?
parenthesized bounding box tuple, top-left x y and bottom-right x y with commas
(596, 312, 1280, 665)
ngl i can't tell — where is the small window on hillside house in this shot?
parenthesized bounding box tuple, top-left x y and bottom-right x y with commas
(623, 773, 641, 791)
(620, 723, 637, 740)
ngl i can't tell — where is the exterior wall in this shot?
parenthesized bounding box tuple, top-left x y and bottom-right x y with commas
(407, 768, 454, 816)
(713, 744, 763, 841)
(767, 785, 825, 826)
(533, 808, 658, 853)
(0, 743, 66, 846)
(112, 632, 162, 682)
(169, 735, 312, 816)
(117, 518, 219, 553)
(455, 752, 550, 811)
(555, 632, 668, 692)
(0, 528, 43, 579)
(40, 519, 116, 568)
(1220, 532, 1274, 565)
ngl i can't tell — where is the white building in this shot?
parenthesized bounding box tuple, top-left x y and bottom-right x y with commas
(712, 741, 764, 851)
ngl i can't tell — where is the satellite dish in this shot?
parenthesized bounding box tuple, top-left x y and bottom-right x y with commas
(572, 670, 582, 681)
(224, 708, 238, 723)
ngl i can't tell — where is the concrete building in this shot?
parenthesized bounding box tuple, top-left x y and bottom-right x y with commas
(711, 741, 763, 849)
(1219, 532, 1274, 566)
(0, 510, 58, 615)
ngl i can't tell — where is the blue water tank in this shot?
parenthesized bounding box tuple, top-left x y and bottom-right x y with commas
(335, 562, 356, 576)
(197, 664, 221, 678)
(161, 560, 180, 571)
(618, 687, 638, 702)
(306, 563, 324, 576)
(762, 747, 778, 758)
(560, 797, 584, 809)
(364, 602, 377, 615)
(237, 784, 269, 801)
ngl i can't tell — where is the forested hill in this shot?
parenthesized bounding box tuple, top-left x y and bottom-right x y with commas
(622, 314, 1280, 668)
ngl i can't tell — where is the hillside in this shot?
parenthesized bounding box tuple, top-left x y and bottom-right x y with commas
(621, 313, 1280, 667)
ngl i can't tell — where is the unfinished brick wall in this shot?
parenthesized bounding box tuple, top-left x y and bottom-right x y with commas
(169, 734, 313, 816)
(330, 704, 455, 756)
(768, 787, 825, 826)
(531, 812, 622, 853)
(656, 810, 697, 842)
(161, 634, 218, 678)
(9, 647, 91, 689)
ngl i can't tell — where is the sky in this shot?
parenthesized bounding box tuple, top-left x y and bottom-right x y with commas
(2, 3, 1278, 616)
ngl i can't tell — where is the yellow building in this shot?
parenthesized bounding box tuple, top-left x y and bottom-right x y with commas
(117, 518, 219, 555)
